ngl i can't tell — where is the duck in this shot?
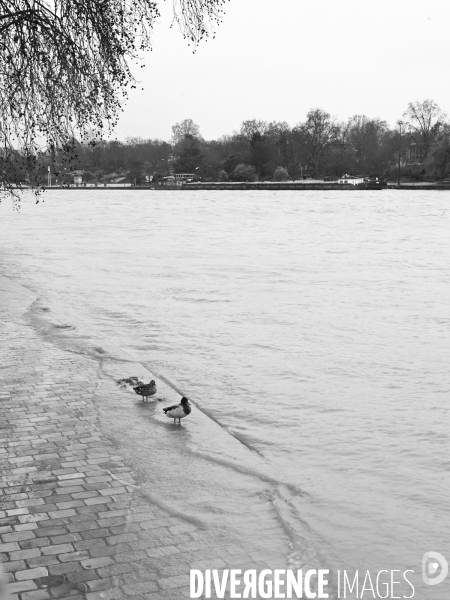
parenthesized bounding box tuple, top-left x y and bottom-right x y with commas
(133, 380, 157, 402)
(163, 397, 191, 424)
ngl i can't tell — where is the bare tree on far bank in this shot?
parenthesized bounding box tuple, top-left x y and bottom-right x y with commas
(0, 0, 227, 202)
(172, 119, 203, 145)
(425, 123, 450, 179)
(296, 109, 340, 176)
(403, 99, 447, 162)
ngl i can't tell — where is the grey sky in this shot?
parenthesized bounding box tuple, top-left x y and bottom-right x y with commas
(114, 0, 449, 141)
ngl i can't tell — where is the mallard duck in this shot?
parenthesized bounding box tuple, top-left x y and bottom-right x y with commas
(163, 397, 191, 424)
(133, 380, 157, 402)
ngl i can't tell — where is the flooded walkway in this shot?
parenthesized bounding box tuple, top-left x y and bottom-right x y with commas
(0, 276, 269, 600)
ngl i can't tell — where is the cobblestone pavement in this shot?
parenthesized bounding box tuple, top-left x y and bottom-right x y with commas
(0, 277, 286, 600)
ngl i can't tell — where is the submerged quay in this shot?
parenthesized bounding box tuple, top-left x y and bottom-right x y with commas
(0, 276, 280, 600)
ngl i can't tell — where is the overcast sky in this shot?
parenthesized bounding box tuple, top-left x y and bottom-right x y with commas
(113, 0, 449, 141)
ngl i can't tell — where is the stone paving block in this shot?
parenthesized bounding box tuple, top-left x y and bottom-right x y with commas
(81, 556, 114, 569)
(6, 493, 29, 501)
(141, 593, 178, 600)
(78, 505, 109, 515)
(7, 580, 38, 594)
(49, 533, 81, 545)
(74, 538, 106, 551)
(0, 517, 17, 527)
(9, 548, 41, 561)
(58, 478, 85, 487)
(88, 545, 120, 559)
(66, 570, 99, 584)
(35, 526, 67, 537)
(97, 563, 134, 578)
(56, 500, 85, 510)
(16, 498, 45, 508)
(71, 491, 97, 500)
(37, 517, 69, 528)
(99, 487, 127, 496)
(158, 574, 190, 589)
(15, 566, 49, 580)
(41, 542, 74, 555)
(20, 537, 50, 550)
(47, 582, 80, 599)
(83, 483, 111, 492)
(86, 577, 114, 592)
(84, 496, 111, 506)
(18, 513, 50, 524)
(68, 514, 97, 524)
(85, 476, 111, 484)
(86, 590, 121, 600)
(58, 472, 87, 481)
(122, 581, 159, 595)
(26, 556, 60, 568)
(6, 508, 29, 518)
(28, 490, 54, 499)
(57, 548, 89, 561)
(54, 486, 84, 495)
(48, 494, 73, 504)
(49, 561, 83, 575)
(108, 525, 127, 535)
(21, 590, 50, 600)
(29, 504, 57, 514)
(0, 569, 12, 585)
(67, 520, 99, 533)
(103, 500, 130, 511)
(114, 551, 148, 564)
(97, 516, 127, 528)
(80, 527, 110, 540)
(120, 566, 159, 584)
(2, 560, 27, 572)
(14, 522, 38, 532)
(0, 541, 20, 552)
(48, 508, 77, 519)
(106, 533, 136, 545)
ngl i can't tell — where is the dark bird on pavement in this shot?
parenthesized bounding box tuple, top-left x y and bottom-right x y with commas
(133, 380, 157, 402)
(163, 397, 191, 424)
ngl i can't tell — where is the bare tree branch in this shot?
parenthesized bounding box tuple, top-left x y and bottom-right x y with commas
(0, 0, 226, 200)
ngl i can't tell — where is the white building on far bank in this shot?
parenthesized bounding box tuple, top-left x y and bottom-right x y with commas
(338, 174, 365, 186)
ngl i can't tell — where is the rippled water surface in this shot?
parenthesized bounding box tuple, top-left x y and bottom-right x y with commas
(1, 190, 449, 597)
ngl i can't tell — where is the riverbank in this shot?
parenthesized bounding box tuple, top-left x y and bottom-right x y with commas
(0, 275, 276, 600)
(39, 181, 450, 191)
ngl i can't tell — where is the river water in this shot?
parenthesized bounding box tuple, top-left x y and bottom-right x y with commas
(1, 190, 449, 598)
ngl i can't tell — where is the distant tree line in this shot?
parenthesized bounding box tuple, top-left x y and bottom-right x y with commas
(19, 100, 450, 186)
